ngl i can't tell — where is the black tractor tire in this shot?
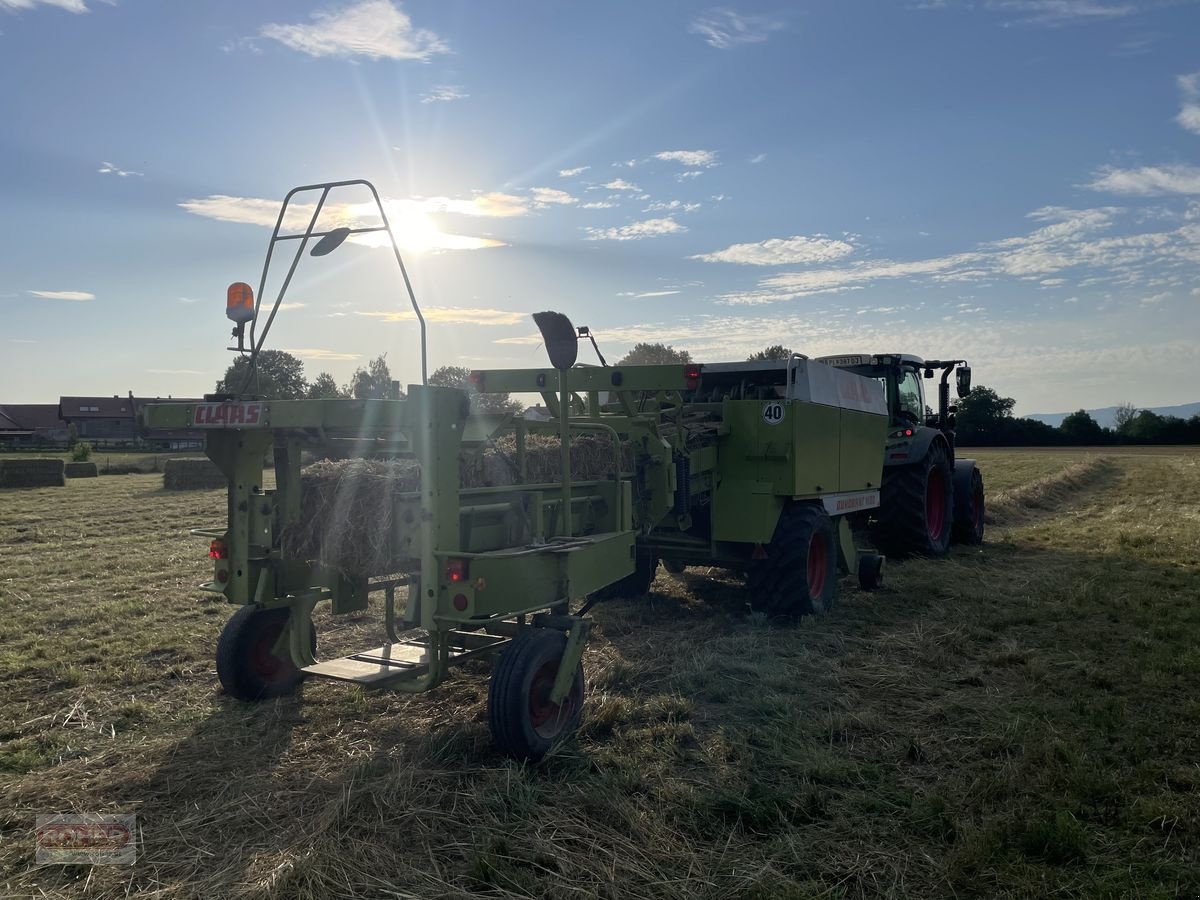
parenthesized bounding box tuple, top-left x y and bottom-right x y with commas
(587, 551, 658, 601)
(747, 502, 838, 617)
(953, 467, 986, 545)
(875, 443, 954, 558)
(216, 605, 315, 701)
(662, 560, 687, 576)
(488, 628, 584, 762)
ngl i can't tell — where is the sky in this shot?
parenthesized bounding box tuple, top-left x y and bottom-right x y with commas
(1, 0, 1199, 415)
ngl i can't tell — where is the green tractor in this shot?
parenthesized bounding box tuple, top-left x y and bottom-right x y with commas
(815, 354, 984, 557)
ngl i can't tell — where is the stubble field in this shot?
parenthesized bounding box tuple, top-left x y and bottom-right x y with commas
(1, 446, 1198, 898)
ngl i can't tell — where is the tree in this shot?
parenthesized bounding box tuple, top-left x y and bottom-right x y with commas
(955, 385, 1016, 445)
(307, 372, 348, 400)
(350, 354, 402, 400)
(429, 365, 524, 416)
(747, 344, 792, 361)
(1113, 402, 1138, 437)
(616, 342, 693, 366)
(1059, 409, 1105, 445)
(216, 350, 307, 400)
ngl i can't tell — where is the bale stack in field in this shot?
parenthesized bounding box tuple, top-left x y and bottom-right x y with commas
(283, 434, 632, 575)
(64, 462, 98, 478)
(163, 458, 226, 490)
(0, 458, 66, 488)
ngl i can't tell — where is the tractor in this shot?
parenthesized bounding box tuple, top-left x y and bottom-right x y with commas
(815, 354, 985, 557)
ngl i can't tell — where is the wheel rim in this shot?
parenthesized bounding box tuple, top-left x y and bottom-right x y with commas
(807, 532, 828, 599)
(973, 480, 984, 532)
(248, 618, 289, 685)
(926, 468, 947, 541)
(528, 661, 577, 739)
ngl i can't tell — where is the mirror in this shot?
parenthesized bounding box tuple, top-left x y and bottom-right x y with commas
(310, 227, 352, 257)
(956, 365, 972, 398)
(923, 368, 934, 378)
(532, 310, 578, 371)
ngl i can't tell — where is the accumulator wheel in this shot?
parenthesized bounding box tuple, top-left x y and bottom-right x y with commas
(858, 553, 885, 591)
(662, 560, 687, 576)
(748, 502, 838, 617)
(875, 443, 954, 558)
(586, 551, 658, 601)
(488, 628, 584, 761)
(953, 467, 986, 545)
(216, 605, 315, 701)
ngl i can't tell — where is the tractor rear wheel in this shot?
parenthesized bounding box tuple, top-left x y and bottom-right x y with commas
(587, 551, 658, 601)
(748, 502, 838, 617)
(953, 467, 986, 545)
(216, 605, 315, 701)
(875, 443, 954, 558)
(662, 560, 687, 575)
(488, 628, 584, 761)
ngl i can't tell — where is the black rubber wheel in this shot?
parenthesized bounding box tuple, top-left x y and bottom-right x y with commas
(587, 550, 658, 601)
(747, 502, 838, 617)
(875, 443, 954, 558)
(216, 606, 315, 701)
(953, 468, 986, 545)
(487, 628, 584, 761)
(662, 560, 686, 575)
(858, 553, 885, 591)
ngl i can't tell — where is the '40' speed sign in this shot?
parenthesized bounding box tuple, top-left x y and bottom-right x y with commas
(761, 401, 784, 425)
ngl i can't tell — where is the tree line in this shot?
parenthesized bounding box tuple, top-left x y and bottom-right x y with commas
(956, 387, 1200, 446)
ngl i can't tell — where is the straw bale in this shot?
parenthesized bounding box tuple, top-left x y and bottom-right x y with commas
(0, 458, 66, 488)
(64, 461, 98, 478)
(163, 458, 226, 491)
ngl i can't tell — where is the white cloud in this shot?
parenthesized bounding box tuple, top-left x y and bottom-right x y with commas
(558, 166, 590, 178)
(688, 9, 785, 48)
(585, 218, 687, 241)
(581, 201, 617, 209)
(530, 187, 577, 206)
(98, 161, 142, 177)
(0, 0, 88, 12)
(420, 85, 467, 104)
(1140, 291, 1170, 306)
(654, 150, 719, 168)
(29, 289, 94, 301)
(618, 289, 682, 298)
(749, 153, 767, 164)
(676, 170, 704, 181)
(986, 1, 1135, 26)
(1087, 164, 1200, 196)
(1176, 72, 1200, 135)
(356, 307, 526, 325)
(178, 297, 201, 304)
(692, 234, 856, 266)
(260, 0, 447, 60)
(604, 178, 641, 191)
(644, 199, 702, 213)
(277, 302, 306, 311)
(283, 348, 362, 361)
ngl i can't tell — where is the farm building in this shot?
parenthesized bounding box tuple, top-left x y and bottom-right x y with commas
(0, 404, 69, 446)
(57, 395, 205, 449)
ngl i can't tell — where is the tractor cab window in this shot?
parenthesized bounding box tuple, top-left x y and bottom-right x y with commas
(896, 369, 924, 423)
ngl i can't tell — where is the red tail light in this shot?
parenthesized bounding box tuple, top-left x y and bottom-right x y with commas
(445, 558, 469, 583)
(209, 539, 228, 559)
(684, 365, 701, 391)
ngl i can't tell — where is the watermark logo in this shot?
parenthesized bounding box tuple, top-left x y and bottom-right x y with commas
(35, 814, 136, 865)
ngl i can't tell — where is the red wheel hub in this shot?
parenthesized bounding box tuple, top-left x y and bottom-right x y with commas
(807, 532, 828, 599)
(926, 468, 947, 541)
(528, 662, 576, 739)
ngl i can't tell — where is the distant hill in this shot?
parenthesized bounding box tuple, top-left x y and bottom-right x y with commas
(1028, 402, 1200, 429)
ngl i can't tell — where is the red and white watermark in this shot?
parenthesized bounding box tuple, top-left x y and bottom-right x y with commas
(35, 814, 136, 865)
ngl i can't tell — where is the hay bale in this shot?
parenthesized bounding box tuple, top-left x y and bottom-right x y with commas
(283, 434, 632, 575)
(0, 458, 66, 488)
(163, 458, 226, 491)
(64, 461, 98, 478)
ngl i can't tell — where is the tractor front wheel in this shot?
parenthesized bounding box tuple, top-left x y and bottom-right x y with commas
(748, 502, 838, 617)
(875, 444, 954, 558)
(953, 467, 986, 545)
(488, 628, 584, 761)
(216, 606, 315, 701)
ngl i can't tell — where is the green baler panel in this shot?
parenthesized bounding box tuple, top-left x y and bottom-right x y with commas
(790, 403, 842, 496)
(839, 409, 888, 491)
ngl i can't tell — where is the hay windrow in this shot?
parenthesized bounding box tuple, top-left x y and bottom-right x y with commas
(163, 458, 226, 491)
(986, 455, 1114, 524)
(0, 458, 66, 488)
(283, 434, 632, 575)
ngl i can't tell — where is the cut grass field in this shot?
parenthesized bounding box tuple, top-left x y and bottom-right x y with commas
(1, 447, 1198, 898)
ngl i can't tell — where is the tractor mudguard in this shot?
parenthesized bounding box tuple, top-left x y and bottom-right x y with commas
(888, 426, 948, 469)
(952, 459, 977, 523)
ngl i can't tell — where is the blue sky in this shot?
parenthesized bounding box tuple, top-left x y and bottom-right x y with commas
(2, 0, 1198, 413)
